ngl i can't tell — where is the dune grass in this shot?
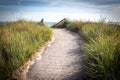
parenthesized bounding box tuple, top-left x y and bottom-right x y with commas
(52, 19, 120, 80)
(0, 20, 52, 79)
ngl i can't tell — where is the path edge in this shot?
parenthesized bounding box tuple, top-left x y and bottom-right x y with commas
(12, 30, 54, 80)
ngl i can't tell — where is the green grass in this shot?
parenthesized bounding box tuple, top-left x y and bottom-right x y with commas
(52, 19, 120, 80)
(0, 20, 52, 79)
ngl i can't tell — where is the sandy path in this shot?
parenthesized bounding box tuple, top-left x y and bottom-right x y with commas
(26, 29, 84, 80)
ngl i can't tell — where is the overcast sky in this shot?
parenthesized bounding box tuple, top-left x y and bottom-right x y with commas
(0, 0, 120, 22)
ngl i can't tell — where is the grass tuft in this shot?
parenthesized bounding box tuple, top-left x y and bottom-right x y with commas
(0, 20, 52, 79)
(52, 19, 120, 80)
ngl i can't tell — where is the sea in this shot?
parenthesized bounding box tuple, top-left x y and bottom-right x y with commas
(0, 22, 120, 27)
(108, 22, 120, 25)
(44, 22, 56, 27)
(0, 22, 7, 25)
(0, 22, 56, 27)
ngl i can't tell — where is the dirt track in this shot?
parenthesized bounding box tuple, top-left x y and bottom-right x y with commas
(26, 29, 84, 80)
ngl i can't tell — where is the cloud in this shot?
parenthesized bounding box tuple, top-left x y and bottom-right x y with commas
(0, 0, 120, 22)
(1, 0, 120, 10)
(49, 2, 59, 6)
(21, 11, 101, 22)
(18, 0, 22, 5)
(22, 0, 120, 5)
(16, 5, 103, 22)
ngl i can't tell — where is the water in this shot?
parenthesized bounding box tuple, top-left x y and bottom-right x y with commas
(114, 22, 120, 25)
(45, 22, 56, 27)
(0, 21, 119, 26)
(108, 22, 120, 25)
(0, 22, 7, 25)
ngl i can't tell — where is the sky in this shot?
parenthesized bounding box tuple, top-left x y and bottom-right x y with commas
(0, 0, 120, 22)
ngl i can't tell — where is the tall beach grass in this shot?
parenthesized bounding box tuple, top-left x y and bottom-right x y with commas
(0, 20, 52, 79)
(52, 19, 120, 80)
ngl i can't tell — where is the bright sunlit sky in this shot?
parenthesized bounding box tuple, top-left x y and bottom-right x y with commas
(0, 0, 120, 22)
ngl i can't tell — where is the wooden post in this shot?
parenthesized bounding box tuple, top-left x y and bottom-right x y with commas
(40, 18, 44, 25)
